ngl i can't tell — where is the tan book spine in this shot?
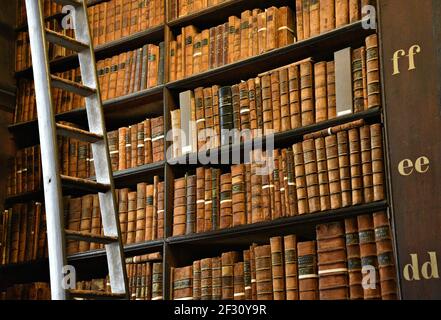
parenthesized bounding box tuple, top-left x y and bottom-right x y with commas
(303, 0, 310, 39)
(186, 175, 197, 234)
(240, 10, 251, 60)
(320, 0, 335, 33)
(349, 0, 360, 23)
(261, 74, 273, 135)
(300, 61, 315, 126)
(250, 159, 263, 224)
(157, 181, 165, 239)
(169, 40, 177, 82)
(325, 135, 342, 209)
(288, 65, 301, 129)
(204, 169, 212, 231)
(66, 198, 81, 255)
(239, 81, 251, 140)
(345, 217, 364, 299)
(327, 61, 337, 118)
(118, 189, 129, 245)
(212, 257, 222, 300)
(284, 235, 299, 300)
(114, 0, 123, 40)
(271, 71, 281, 133)
(370, 124, 385, 201)
(196, 167, 205, 233)
(336, 0, 349, 27)
(135, 183, 147, 243)
(366, 34, 381, 109)
(200, 29, 210, 72)
(270, 236, 286, 300)
(279, 68, 291, 132)
(176, 35, 183, 80)
(298, 241, 319, 300)
(349, 128, 363, 205)
(337, 131, 352, 207)
(296, 0, 304, 41)
(193, 260, 201, 300)
(221, 251, 240, 300)
(293, 142, 309, 214)
(126, 191, 137, 244)
(314, 62, 328, 123)
(79, 195, 93, 252)
(315, 137, 331, 211)
(243, 250, 252, 300)
(360, 125, 374, 203)
(233, 262, 245, 300)
(173, 266, 193, 300)
(277, 7, 295, 48)
(231, 164, 246, 227)
(251, 9, 260, 57)
(130, 125, 138, 169)
(254, 245, 273, 300)
(219, 173, 232, 229)
(200, 258, 212, 300)
(173, 177, 187, 236)
(215, 24, 224, 68)
(193, 33, 202, 75)
(309, 0, 320, 37)
(303, 139, 321, 213)
(352, 48, 365, 112)
(144, 119, 153, 164)
(266, 7, 278, 51)
(184, 25, 198, 77)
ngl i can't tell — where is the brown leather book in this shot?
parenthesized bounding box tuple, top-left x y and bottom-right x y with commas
(279, 69, 291, 132)
(245, 163, 252, 223)
(360, 125, 374, 203)
(349, 128, 363, 205)
(194, 87, 206, 151)
(240, 10, 251, 60)
(309, 0, 320, 37)
(136, 122, 145, 167)
(193, 260, 201, 300)
(130, 125, 138, 169)
(223, 22, 229, 66)
(366, 34, 381, 109)
(345, 217, 364, 299)
(315, 137, 331, 211)
(152, 262, 163, 300)
(212, 257, 222, 299)
(79, 195, 93, 252)
(248, 243, 258, 299)
(147, 44, 160, 88)
(373, 212, 398, 300)
(157, 181, 165, 239)
(296, 0, 304, 41)
(173, 266, 193, 300)
(200, 29, 210, 72)
(173, 177, 187, 236)
(211, 168, 221, 230)
(288, 64, 301, 129)
(293, 142, 309, 214)
(271, 71, 281, 133)
(221, 251, 240, 300)
(114, 0, 123, 40)
(183, 25, 198, 77)
(107, 130, 119, 172)
(257, 11, 267, 54)
(140, 0, 149, 31)
(316, 222, 349, 300)
(277, 7, 295, 47)
(285, 148, 298, 216)
(326, 61, 337, 119)
(66, 197, 81, 255)
(176, 35, 183, 80)
(358, 214, 381, 299)
(193, 33, 202, 75)
(232, 262, 245, 300)
(90, 194, 102, 249)
(169, 40, 177, 82)
(196, 167, 205, 233)
(303, 0, 311, 39)
(349, 0, 360, 22)
(239, 81, 251, 140)
(314, 62, 328, 123)
(231, 84, 241, 136)
(251, 9, 260, 57)
(325, 135, 342, 209)
(254, 244, 273, 300)
(337, 131, 352, 207)
(126, 191, 137, 244)
(261, 74, 273, 135)
(115, 53, 127, 98)
(243, 250, 252, 300)
(140, 45, 149, 91)
(144, 119, 153, 164)
(250, 159, 263, 224)
(270, 236, 286, 300)
(303, 139, 321, 213)
(231, 164, 246, 227)
(320, 0, 335, 33)
(215, 24, 224, 68)
(352, 48, 365, 112)
(152, 116, 164, 162)
(247, 78, 259, 137)
(203, 87, 213, 149)
(200, 258, 212, 300)
(68, 140, 78, 178)
(220, 173, 232, 229)
(266, 7, 278, 52)
(204, 169, 212, 231)
(370, 124, 385, 201)
(298, 241, 319, 300)
(121, 0, 131, 38)
(151, 176, 159, 241)
(336, 0, 349, 27)
(124, 126, 132, 169)
(135, 183, 147, 243)
(300, 61, 315, 126)
(254, 77, 264, 136)
(208, 27, 216, 70)
(284, 235, 299, 300)
(186, 175, 197, 235)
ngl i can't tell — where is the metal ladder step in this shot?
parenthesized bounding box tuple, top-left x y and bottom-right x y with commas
(60, 175, 110, 193)
(51, 75, 96, 97)
(53, 0, 82, 7)
(46, 29, 89, 52)
(56, 123, 103, 143)
(68, 289, 126, 300)
(65, 230, 118, 244)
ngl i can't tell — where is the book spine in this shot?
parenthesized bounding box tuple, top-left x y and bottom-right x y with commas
(144, 184, 154, 242)
(336, 0, 349, 27)
(349, 128, 363, 205)
(345, 217, 364, 299)
(200, 29, 210, 72)
(309, 0, 320, 37)
(261, 75, 273, 135)
(366, 34, 381, 108)
(266, 7, 278, 52)
(117, 189, 128, 246)
(293, 142, 309, 214)
(360, 125, 374, 203)
(231, 84, 241, 137)
(233, 262, 245, 300)
(315, 137, 331, 211)
(314, 62, 328, 123)
(288, 65, 301, 129)
(218, 86, 234, 146)
(173, 266, 193, 300)
(200, 258, 212, 300)
(303, 139, 321, 213)
(211, 257, 222, 300)
(296, 0, 304, 41)
(320, 0, 335, 33)
(240, 10, 251, 60)
(300, 61, 315, 126)
(326, 61, 337, 119)
(298, 241, 319, 300)
(173, 177, 187, 236)
(279, 68, 291, 132)
(271, 71, 281, 133)
(270, 236, 286, 300)
(79, 195, 93, 252)
(186, 175, 197, 235)
(219, 173, 232, 229)
(284, 235, 299, 300)
(231, 164, 246, 227)
(144, 119, 153, 164)
(203, 169, 212, 231)
(221, 251, 239, 300)
(243, 250, 252, 300)
(254, 244, 273, 300)
(352, 48, 365, 112)
(193, 260, 201, 300)
(370, 124, 385, 201)
(337, 131, 352, 207)
(239, 81, 251, 140)
(126, 191, 137, 244)
(152, 262, 163, 300)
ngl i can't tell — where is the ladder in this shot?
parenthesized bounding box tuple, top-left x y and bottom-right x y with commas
(24, 0, 128, 300)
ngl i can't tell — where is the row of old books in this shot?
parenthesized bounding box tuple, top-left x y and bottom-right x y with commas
(14, 43, 164, 123)
(169, 6, 295, 81)
(170, 34, 380, 157)
(172, 211, 397, 300)
(172, 121, 385, 236)
(65, 179, 165, 256)
(16, 0, 62, 27)
(15, 21, 75, 71)
(169, 0, 228, 20)
(126, 252, 163, 300)
(89, 0, 165, 48)
(1, 203, 48, 266)
(0, 282, 51, 300)
(295, 0, 376, 41)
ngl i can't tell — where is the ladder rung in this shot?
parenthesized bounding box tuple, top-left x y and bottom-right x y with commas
(51, 75, 96, 97)
(65, 230, 118, 244)
(46, 29, 89, 52)
(53, 0, 82, 7)
(60, 175, 110, 193)
(56, 123, 103, 143)
(68, 290, 126, 300)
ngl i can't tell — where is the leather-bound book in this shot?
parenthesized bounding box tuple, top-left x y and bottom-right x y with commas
(349, 0, 360, 22)
(148, 44, 160, 88)
(130, 125, 138, 169)
(336, 0, 349, 27)
(239, 81, 251, 140)
(320, 0, 335, 33)
(212, 257, 222, 300)
(201, 258, 212, 300)
(293, 142, 309, 215)
(337, 131, 352, 207)
(152, 262, 163, 300)
(208, 27, 216, 70)
(176, 35, 183, 80)
(169, 40, 177, 82)
(257, 11, 267, 54)
(24, 204, 35, 262)
(194, 88, 206, 151)
(295, 0, 304, 41)
(315, 137, 331, 211)
(254, 245, 273, 300)
(193, 260, 201, 300)
(68, 140, 78, 177)
(370, 124, 385, 201)
(247, 78, 258, 137)
(345, 217, 364, 299)
(211, 169, 220, 230)
(115, 53, 127, 98)
(243, 250, 252, 300)
(183, 25, 198, 77)
(107, 130, 119, 172)
(284, 148, 298, 216)
(196, 167, 206, 233)
(215, 24, 223, 68)
(326, 61, 337, 119)
(250, 160, 263, 224)
(316, 222, 349, 300)
(193, 33, 202, 75)
(358, 214, 381, 299)
(9, 206, 20, 264)
(254, 77, 264, 136)
(124, 126, 132, 169)
(127, 191, 137, 244)
(302, 0, 311, 39)
(249, 243, 258, 299)
(186, 175, 197, 235)
(223, 22, 229, 66)
(284, 235, 299, 300)
(352, 48, 365, 112)
(349, 128, 363, 205)
(240, 10, 251, 60)
(145, 184, 154, 241)
(122, 51, 133, 96)
(79, 195, 93, 252)
(270, 236, 286, 300)
(297, 241, 319, 300)
(108, 56, 119, 99)
(219, 86, 234, 146)
(314, 62, 328, 123)
(373, 212, 398, 300)
(173, 266, 193, 300)
(200, 29, 210, 72)
(66, 198, 81, 255)
(173, 177, 187, 236)
(300, 61, 315, 126)
(152, 116, 165, 162)
(271, 71, 281, 133)
(245, 163, 252, 223)
(366, 34, 381, 109)
(361, 46, 368, 109)
(152, 177, 159, 240)
(360, 125, 374, 203)
(309, 0, 320, 37)
(89, 194, 102, 249)
(220, 173, 232, 229)
(212, 84, 221, 149)
(325, 135, 342, 209)
(231, 84, 241, 137)
(277, 7, 295, 47)
(232, 164, 246, 227)
(251, 9, 260, 57)
(232, 16, 241, 62)
(228, 262, 243, 301)
(204, 169, 213, 231)
(261, 74, 273, 135)
(303, 139, 321, 213)
(266, 7, 278, 52)
(157, 181, 165, 239)
(222, 251, 240, 300)
(272, 151, 283, 218)
(114, 0, 123, 41)
(144, 119, 153, 164)
(288, 64, 301, 129)
(136, 122, 145, 167)
(279, 69, 291, 132)
(227, 16, 237, 64)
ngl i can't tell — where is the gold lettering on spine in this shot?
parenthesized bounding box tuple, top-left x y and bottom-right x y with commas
(398, 156, 430, 176)
(391, 45, 422, 75)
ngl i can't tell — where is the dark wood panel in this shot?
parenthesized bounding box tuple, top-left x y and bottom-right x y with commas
(379, 0, 441, 299)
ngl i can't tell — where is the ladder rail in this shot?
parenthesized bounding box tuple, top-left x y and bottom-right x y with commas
(24, 0, 67, 300)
